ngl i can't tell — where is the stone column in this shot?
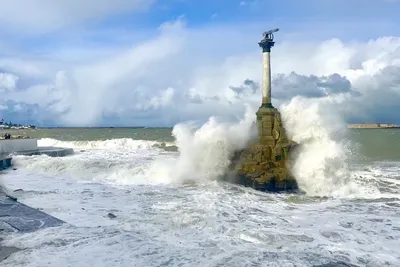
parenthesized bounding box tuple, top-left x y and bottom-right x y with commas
(258, 38, 275, 108)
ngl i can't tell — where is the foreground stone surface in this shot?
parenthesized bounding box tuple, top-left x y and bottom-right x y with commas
(0, 193, 65, 233)
(0, 244, 21, 263)
(228, 106, 299, 192)
(0, 190, 65, 262)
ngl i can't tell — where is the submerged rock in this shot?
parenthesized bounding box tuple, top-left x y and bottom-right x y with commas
(107, 213, 117, 219)
(313, 262, 359, 267)
(6, 195, 17, 201)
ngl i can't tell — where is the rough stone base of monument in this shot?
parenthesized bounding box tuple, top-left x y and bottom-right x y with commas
(225, 105, 299, 192)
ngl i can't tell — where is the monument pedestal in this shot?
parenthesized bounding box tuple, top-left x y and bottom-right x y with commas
(230, 105, 298, 192)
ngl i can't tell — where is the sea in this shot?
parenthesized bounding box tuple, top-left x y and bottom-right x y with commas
(1, 106, 400, 267)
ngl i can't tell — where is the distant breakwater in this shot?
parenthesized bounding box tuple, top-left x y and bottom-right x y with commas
(348, 123, 400, 129)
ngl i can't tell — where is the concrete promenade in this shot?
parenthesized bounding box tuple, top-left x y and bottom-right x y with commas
(1, 147, 73, 171)
(0, 140, 72, 262)
(0, 190, 66, 262)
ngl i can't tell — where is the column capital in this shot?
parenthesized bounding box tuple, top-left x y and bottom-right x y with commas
(258, 39, 275, 53)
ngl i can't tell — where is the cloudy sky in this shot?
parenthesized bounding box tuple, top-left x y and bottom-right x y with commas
(0, 0, 400, 126)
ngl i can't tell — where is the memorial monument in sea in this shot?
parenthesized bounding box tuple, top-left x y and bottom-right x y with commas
(227, 29, 299, 192)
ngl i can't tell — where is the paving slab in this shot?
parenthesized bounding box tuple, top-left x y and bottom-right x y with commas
(0, 194, 65, 233)
(0, 192, 65, 263)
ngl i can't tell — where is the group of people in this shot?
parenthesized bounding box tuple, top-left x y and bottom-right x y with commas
(2, 133, 11, 139)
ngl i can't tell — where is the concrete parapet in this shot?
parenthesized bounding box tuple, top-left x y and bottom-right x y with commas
(0, 147, 74, 171)
(0, 139, 38, 154)
(14, 147, 74, 157)
(0, 155, 12, 170)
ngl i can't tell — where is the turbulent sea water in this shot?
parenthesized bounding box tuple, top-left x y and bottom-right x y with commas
(1, 107, 400, 266)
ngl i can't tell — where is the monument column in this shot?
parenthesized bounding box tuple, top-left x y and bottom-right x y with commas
(256, 29, 279, 144)
(258, 29, 277, 108)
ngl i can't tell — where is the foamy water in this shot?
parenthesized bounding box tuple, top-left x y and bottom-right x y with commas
(1, 100, 400, 266)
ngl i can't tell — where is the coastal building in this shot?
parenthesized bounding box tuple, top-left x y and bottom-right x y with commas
(0, 119, 37, 129)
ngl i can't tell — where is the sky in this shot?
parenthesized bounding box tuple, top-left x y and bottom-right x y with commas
(1, 0, 400, 127)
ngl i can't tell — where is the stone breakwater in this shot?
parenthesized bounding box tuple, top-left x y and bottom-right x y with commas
(0, 139, 74, 262)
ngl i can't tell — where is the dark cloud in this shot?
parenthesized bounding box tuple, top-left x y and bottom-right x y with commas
(343, 65, 400, 123)
(243, 79, 259, 94)
(0, 100, 51, 126)
(230, 79, 259, 95)
(316, 73, 351, 94)
(273, 72, 352, 99)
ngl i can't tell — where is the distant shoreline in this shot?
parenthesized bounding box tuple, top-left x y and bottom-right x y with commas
(0, 126, 173, 130)
(1, 125, 399, 130)
(348, 123, 400, 129)
(38, 126, 147, 129)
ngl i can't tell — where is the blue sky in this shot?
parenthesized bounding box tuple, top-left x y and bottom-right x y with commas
(1, 0, 400, 126)
(4, 0, 400, 50)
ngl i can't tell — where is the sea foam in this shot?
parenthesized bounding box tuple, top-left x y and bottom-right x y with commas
(147, 104, 257, 184)
(281, 96, 379, 197)
(13, 97, 381, 198)
(38, 138, 175, 151)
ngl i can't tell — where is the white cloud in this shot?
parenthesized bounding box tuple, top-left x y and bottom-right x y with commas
(1, 18, 400, 126)
(0, 0, 155, 33)
(0, 73, 19, 92)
